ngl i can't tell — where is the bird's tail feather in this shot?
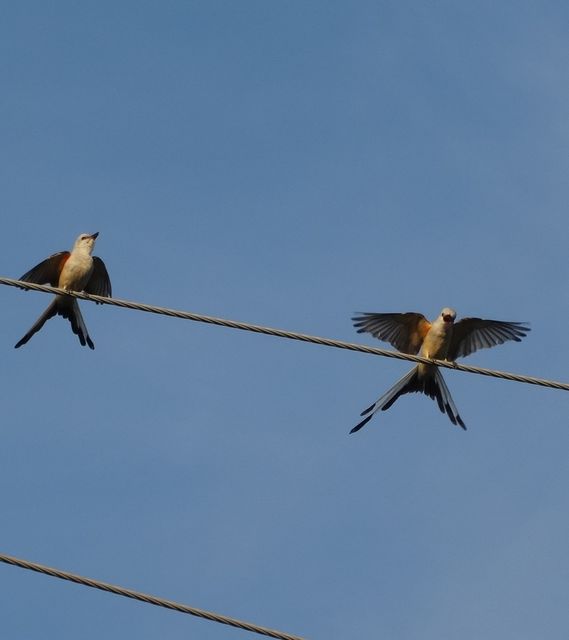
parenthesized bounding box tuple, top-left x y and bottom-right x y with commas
(58, 299, 94, 349)
(14, 299, 59, 348)
(432, 368, 465, 429)
(350, 366, 465, 433)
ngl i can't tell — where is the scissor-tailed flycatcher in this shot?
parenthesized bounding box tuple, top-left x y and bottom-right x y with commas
(350, 308, 529, 433)
(14, 232, 112, 350)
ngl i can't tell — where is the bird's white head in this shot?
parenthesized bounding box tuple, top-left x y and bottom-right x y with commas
(73, 232, 99, 254)
(440, 307, 457, 324)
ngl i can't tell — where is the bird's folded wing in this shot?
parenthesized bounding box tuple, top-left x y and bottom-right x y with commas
(19, 252, 70, 286)
(448, 318, 530, 360)
(352, 312, 431, 354)
(85, 257, 112, 298)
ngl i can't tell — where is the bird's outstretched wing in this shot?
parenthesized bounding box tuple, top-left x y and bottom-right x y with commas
(85, 257, 112, 298)
(19, 252, 70, 286)
(352, 312, 431, 354)
(448, 318, 530, 360)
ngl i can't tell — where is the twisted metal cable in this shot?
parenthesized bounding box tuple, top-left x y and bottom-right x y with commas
(2, 275, 568, 392)
(0, 553, 306, 640)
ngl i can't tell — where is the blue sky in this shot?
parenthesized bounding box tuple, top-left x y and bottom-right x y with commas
(2, 2, 569, 638)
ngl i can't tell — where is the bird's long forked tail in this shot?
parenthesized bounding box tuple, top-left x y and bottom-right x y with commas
(350, 366, 466, 433)
(15, 297, 94, 349)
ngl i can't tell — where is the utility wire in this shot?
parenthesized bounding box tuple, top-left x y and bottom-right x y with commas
(0, 553, 306, 640)
(2, 275, 567, 393)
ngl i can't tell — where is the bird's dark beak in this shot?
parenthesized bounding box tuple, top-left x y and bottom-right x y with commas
(443, 314, 453, 323)
(90, 232, 99, 240)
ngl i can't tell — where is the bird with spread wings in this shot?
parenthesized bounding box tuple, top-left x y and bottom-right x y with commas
(14, 232, 112, 349)
(351, 308, 529, 432)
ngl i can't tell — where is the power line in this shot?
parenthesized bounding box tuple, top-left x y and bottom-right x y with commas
(2, 275, 567, 393)
(0, 553, 306, 640)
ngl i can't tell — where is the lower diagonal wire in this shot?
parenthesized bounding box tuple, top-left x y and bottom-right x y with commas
(0, 553, 305, 640)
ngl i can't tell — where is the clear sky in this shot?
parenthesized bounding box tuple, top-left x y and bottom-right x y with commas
(2, 2, 569, 639)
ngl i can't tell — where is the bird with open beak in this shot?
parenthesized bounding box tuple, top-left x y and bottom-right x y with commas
(351, 307, 529, 432)
(14, 232, 112, 349)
